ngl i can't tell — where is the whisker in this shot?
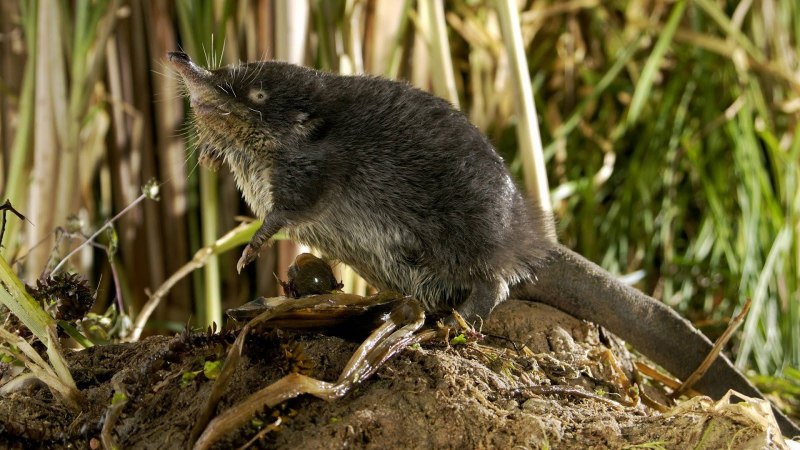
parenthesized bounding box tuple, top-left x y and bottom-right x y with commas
(248, 62, 265, 85)
(233, 61, 242, 84)
(247, 107, 263, 122)
(219, 36, 227, 68)
(202, 42, 209, 68)
(211, 35, 216, 68)
(186, 157, 201, 179)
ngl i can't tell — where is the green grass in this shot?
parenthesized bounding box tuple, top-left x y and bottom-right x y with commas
(521, 1, 799, 376)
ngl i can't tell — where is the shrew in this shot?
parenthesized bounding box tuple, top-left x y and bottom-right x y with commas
(170, 51, 799, 437)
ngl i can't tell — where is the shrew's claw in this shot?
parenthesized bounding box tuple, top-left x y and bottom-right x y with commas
(236, 245, 259, 273)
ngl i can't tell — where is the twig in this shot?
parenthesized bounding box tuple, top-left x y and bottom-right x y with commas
(671, 299, 752, 398)
(635, 361, 683, 391)
(130, 221, 259, 341)
(106, 251, 125, 318)
(507, 384, 625, 408)
(50, 179, 160, 278)
(188, 295, 339, 445)
(50, 193, 147, 277)
(101, 382, 128, 450)
(0, 199, 29, 249)
(191, 300, 427, 450)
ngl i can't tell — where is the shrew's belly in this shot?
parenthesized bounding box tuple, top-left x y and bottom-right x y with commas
(287, 218, 467, 312)
(287, 220, 407, 291)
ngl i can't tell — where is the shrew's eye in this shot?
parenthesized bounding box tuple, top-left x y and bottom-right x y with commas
(248, 89, 268, 104)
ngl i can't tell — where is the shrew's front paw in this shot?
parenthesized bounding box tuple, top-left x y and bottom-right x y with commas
(236, 244, 260, 273)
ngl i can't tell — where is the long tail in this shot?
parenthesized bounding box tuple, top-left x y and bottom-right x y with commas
(512, 244, 799, 437)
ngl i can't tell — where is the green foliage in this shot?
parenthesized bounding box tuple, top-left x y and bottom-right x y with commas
(111, 391, 128, 406)
(450, 334, 467, 346)
(527, 1, 800, 375)
(181, 369, 201, 388)
(203, 360, 223, 380)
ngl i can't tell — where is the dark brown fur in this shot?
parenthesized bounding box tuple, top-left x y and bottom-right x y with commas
(170, 52, 799, 436)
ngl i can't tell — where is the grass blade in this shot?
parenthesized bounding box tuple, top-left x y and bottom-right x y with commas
(627, 0, 686, 125)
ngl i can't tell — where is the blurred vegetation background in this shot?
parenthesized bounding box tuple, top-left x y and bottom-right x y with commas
(0, 0, 798, 383)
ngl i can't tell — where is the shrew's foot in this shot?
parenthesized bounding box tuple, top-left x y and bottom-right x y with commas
(236, 244, 260, 273)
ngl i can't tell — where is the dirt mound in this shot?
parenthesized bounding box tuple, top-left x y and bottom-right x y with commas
(0, 301, 785, 449)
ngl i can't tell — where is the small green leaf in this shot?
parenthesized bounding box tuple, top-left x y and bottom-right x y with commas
(105, 227, 119, 256)
(180, 370, 200, 388)
(450, 334, 467, 345)
(111, 391, 128, 405)
(203, 360, 223, 380)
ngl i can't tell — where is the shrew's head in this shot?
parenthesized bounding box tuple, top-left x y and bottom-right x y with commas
(169, 52, 320, 168)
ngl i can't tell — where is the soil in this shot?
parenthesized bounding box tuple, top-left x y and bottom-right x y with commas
(0, 300, 789, 449)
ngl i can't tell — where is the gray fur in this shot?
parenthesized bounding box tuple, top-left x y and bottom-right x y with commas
(169, 51, 799, 436)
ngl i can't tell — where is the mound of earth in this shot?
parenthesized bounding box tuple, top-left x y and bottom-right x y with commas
(0, 300, 787, 449)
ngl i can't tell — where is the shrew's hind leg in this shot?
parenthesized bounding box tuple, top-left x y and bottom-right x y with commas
(453, 278, 508, 326)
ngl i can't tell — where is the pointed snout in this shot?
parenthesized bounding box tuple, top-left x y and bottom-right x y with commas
(167, 51, 190, 63)
(167, 51, 212, 85)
